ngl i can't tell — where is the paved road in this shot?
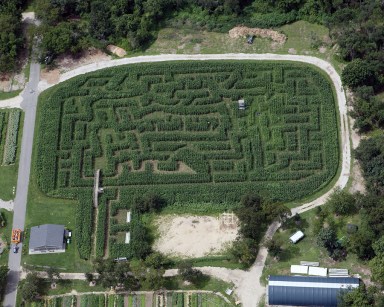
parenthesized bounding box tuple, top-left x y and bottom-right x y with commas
(3, 57, 40, 307)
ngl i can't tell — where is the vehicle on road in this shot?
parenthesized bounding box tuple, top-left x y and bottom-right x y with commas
(13, 245, 18, 253)
(11, 229, 22, 244)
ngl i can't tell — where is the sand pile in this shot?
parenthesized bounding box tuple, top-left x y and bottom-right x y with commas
(229, 26, 286, 44)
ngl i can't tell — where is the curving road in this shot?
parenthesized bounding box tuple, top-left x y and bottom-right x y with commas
(2, 54, 350, 307)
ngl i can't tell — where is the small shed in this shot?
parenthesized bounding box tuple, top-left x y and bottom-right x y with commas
(125, 232, 130, 244)
(291, 265, 308, 275)
(308, 266, 328, 277)
(289, 231, 304, 244)
(126, 211, 131, 223)
(238, 99, 246, 110)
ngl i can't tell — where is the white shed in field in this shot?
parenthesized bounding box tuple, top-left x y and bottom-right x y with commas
(291, 265, 308, 275)
(289, 231, 304, 244)
(125, 232, 130, 244)
(238, 99, 246, 110)
(308, 266, 328, 277)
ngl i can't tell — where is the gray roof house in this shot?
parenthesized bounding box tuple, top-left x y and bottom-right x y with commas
(29, 224, 66, 255)
(268, 275, 360, 306)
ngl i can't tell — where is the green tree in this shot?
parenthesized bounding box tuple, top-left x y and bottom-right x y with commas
(93, 258, 138, 289)
(178, 261, 204, 285)
(370, 255, 384, 286)
(264, 239, 282, 258)
(20, 273, 44, 302)
(349, 228, 375, 260)
(338, 284, 374, 307)
(0, 5, 23, 73)
(145, 252, 171, 269)
(342, 59, 376, 88)
(130, 259, 164, 290)
(0, 266, 8, 300)
(89, 0, 112, 40)
(316, 227, 336, 250)
(229, 239, 257, 266)
(46, 267, 61, 283)
(373, 236, 384, 255)
(355, 136, 384, 195)
(326, 189, 357, 216)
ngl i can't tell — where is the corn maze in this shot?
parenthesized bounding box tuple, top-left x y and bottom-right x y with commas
(35, 61, 339, 259)
(0, 109, 21, 165)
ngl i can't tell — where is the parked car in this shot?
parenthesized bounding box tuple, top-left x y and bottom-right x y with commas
(13, 245, 18, 253)
(247, 35, 255, 44)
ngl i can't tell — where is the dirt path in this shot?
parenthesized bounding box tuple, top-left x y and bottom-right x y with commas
(0, 96, 23, 109)
(0, 200, 14, 211)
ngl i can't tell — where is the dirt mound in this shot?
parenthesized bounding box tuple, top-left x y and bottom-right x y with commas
(106, 45, 127, 57)
(229, 26, 286, 44)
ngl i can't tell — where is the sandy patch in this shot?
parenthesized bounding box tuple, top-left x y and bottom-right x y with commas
(154, 215, 239, 258)
(229, 26, 286, 44)
(40, 48, 111, 85)
(349, 160, 366, 194)
(106, 45, 127, 57)
(319, 46, 327, 53)
(288, 48, 297, 54)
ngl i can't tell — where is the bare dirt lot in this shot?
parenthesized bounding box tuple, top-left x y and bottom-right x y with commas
(40, 48, 111, 85)
(153, 215, 239, 258)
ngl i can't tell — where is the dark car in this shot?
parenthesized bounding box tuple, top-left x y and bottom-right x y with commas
(13, 245, 18, 253)
(247, 35, 255, 44)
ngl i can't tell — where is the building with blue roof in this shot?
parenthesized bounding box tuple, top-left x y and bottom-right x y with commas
(268, 275, 360, 306)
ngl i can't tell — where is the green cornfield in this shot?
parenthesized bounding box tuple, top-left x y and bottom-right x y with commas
(35, 60, 340, 259)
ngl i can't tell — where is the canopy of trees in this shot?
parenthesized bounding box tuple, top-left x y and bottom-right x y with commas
(0, 0, 24, 73)
(355, 136, 384, 196)
(230, 193, 290, 266)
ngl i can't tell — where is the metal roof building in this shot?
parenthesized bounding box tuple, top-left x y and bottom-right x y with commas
(29, 224, 66, 254)
(268, 275, 359, 306)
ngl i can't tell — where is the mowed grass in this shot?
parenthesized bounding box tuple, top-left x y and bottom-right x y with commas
(22, 192, 92, 272)
(0, 111, 24, 201)
(22, 177, 92, 272)
(260, 209, 370, 285)
(141, 20, 345, 72)
(0, 90, 21, 101)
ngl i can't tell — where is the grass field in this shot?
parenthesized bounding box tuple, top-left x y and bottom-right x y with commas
(0, 90, 22, 101)
(32, 60, 339, 261)
(260, 210, 370, 285)
(140, 21, 346, 73)
(0, 109, 23, 200)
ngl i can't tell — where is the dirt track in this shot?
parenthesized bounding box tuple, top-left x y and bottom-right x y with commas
(32, 54, 351, 307)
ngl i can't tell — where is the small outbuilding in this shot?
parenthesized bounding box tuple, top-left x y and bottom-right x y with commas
(291, 265, 308, 275)
(268, 275, 360, 306)
(29, 224, 66, 255)
(238, 99, 246, 110)
(289, 230, 304, 244)
(308, 266, 328, 277)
